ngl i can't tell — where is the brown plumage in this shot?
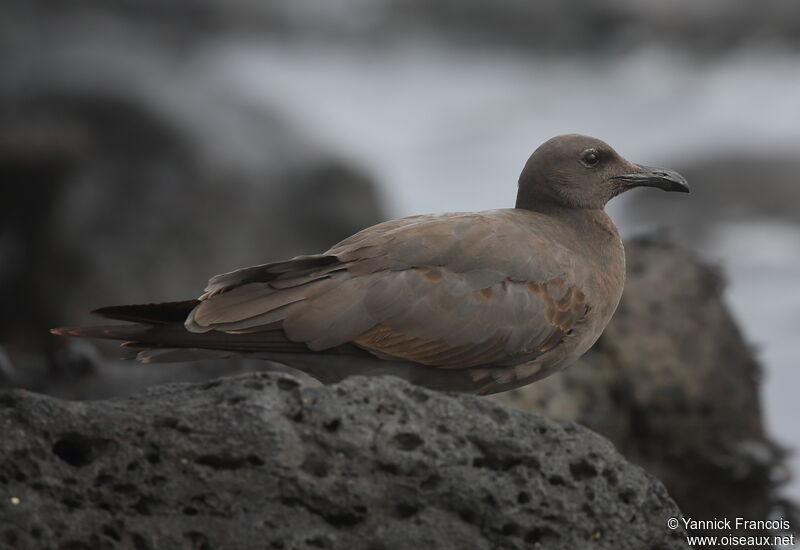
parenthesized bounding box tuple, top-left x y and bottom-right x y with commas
(53, 134, 688, 394)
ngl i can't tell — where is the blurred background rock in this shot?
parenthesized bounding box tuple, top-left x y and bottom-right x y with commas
(2, 0, 799, 536)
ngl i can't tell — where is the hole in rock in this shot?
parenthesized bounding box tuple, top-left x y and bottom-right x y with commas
(393, 433, 424, 451)
(569, 459, 598, 481)
(52, 434, 110, 467)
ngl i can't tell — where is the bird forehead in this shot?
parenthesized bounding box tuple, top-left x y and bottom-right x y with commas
(544, 134, 610, 152)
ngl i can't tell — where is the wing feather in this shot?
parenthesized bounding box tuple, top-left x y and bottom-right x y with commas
(187, 210, 590, 369)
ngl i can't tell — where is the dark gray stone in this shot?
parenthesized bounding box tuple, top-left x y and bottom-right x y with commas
(0, 373, 688, 549)
(493, 238, 791, 541)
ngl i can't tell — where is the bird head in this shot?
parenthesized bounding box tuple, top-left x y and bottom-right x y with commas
(516, 134, 689, 210)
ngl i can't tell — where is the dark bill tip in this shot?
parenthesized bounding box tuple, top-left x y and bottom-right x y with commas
(613, 164, 690, 194)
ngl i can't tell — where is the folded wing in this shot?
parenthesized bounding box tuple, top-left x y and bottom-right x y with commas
(186, 211, 589, 368)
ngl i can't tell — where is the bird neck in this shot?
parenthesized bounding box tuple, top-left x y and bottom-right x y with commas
(515, 184, 558, 211)
(583, 209, 620, 240)
(515, 204, 620, 245)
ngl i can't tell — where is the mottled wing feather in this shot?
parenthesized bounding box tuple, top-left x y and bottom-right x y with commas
(186, 210, 590, 368)
(202, 255, 343, 297)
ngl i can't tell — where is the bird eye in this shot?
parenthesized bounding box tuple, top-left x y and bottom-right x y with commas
(580, 149, 600, 168)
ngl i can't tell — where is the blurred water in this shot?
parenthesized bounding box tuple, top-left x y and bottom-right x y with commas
(203, 40, 800, 497)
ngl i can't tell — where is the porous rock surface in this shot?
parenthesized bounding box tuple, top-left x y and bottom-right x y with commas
(0, 373, 687, 550)
(493, 238, 786, 539)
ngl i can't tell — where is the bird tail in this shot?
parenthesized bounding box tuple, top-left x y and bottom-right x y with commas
(51, 299, 310, 362)
(51, 299, 201, 355)
(89, 300, 200, 324)
(51, 302, 442, 387)
(51, 323, 160, 342)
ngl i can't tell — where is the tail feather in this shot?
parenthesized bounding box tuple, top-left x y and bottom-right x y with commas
(52, 322, 318, 356)
(51, 324, 154, 340)
(52, 299, 370, 364)
(91, 300, 200, 325)
(135, 348, 237, 363)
